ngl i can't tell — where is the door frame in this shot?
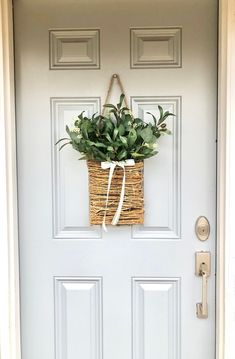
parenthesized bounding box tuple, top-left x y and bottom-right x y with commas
(0, 0, 234, 358)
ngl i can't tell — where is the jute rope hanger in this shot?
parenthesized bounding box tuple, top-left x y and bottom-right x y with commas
(102, 73, 129, 116)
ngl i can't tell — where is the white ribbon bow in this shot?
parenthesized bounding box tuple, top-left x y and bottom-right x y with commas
(101, 159, 135, 231)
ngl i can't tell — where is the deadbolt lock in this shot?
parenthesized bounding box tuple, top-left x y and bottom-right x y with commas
(195, 216, 210, 241)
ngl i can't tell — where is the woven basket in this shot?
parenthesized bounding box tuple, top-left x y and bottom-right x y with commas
(87, 160, 144, 225)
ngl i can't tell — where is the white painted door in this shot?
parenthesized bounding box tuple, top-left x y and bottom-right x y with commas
(14, 0, 217, 358)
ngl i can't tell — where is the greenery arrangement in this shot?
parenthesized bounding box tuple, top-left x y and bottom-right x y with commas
(57, 94, 174, 162)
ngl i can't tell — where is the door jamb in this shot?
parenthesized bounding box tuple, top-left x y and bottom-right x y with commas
(0, 0, 234, 358)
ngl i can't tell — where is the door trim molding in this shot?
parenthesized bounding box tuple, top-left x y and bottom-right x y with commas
(0, 0, 21, 358)
(0, 0, 234, 358)
(217, 0, 235, 357)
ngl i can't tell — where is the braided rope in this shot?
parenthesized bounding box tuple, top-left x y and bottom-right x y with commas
(102, 74, 129, 116)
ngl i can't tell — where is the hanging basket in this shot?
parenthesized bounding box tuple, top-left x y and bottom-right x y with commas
(87, 160, 144, 225)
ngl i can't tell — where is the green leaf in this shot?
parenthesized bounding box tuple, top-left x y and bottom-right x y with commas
(117, 149, 127, 160)
(78, 111, 85, 121)
(103, 104, 117, 109)
(94, 142, 107, 148)
(132, 152, 145, 158)
(123, 114, 132, 125)
(81, 122, 89, 139)
(92, 147, 107, 160)
(55, 137, 70, 145)
(143, 150, 158, 159)
(140, 126, 153, 142)
(92, 112, 98, 120)
(70, 132, 80, 142)
(104, 118, 114, 132)
(118, 124, 125, 136)
(160, 129, 172, 135)
(117, 94, 125, 109)
(59, 142, 71, 151)
(158, 107, 175, 125)
(66, 125, 71, 136)
(113, 127, 119, 140)
(119, 136, 128, 146)
(158, 105, 164, 119)
(147, 112, 157, 126)
(105, 133, 113, 143)
(128, 129, 137, 146)
(79, 155, 87, 160)
(107, 146, 114, 152)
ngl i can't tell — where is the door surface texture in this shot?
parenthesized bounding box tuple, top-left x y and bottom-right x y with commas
(14, 0, 217, 358)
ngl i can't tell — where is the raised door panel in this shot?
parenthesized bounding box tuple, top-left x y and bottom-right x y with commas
(54, 277, 103, 359)
(131, 97, 181, 239)
(51, 98, 101, 239)
(132, 278, 180, 359)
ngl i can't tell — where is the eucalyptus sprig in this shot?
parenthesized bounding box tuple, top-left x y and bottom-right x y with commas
(56, 94, 174, 162)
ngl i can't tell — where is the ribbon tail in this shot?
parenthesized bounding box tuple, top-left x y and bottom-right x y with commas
(102, 164, 115, 231)
(111, 166, 126, 226)
(102, 220, 108, 232)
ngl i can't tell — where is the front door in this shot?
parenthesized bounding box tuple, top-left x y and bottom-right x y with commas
(14, 0, 217, 358)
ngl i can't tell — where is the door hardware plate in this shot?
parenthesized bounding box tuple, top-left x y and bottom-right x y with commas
(195, 216, 210, 241)
(195, 251, 211, 276)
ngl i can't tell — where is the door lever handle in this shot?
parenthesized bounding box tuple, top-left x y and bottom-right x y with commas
(196, 263, 208, 318)
(195, 251, 211, 319)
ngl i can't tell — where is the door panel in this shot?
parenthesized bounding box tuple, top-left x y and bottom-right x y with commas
(14, 0, 217, 358)
(55, 277, 102, 359)
(51, 97, 101, 238)
(131, 96, 180, 238)
(132, 278, 180, 359)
